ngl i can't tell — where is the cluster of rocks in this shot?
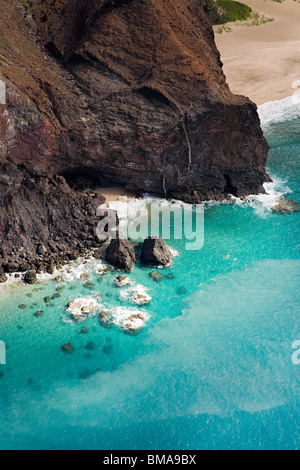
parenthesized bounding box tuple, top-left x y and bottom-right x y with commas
(0, 160, 173, 284)
(105, 234, 172, 272)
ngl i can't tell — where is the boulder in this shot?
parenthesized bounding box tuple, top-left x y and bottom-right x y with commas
(0, 0, 269, 271)
(99, 310, 113, 328)
(46, 263, 55, 275)
(5, 262, 19, 273)
(24, 270, 37, 284)
(81, 301, 97, 313)
(98, 266, 111, 276)
(114, 275, 130, 287)
(0, 274, 8, 283)
(105, 237, 136, 272)
(34, 310, 44, 317)
(19, 262, 32, 272)
(141, 236, 172, 266)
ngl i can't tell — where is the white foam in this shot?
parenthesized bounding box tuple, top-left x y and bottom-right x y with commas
(258, 95, 300, 128)
(120, 284, 152, 305)
(231, 175, 291, 217)
(114, 275, 131, 287)
(66, 296, 101, 322)
(110, 306, 150, 332)
(168, 246, 179, 258)
(106, 194, 204, 241)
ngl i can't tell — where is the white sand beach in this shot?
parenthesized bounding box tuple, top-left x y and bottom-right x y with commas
(214, 0, 300, 105)
(96, 186, 136, 203)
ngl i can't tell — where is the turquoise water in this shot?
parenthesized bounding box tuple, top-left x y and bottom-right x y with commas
(0, 108, 299, 450)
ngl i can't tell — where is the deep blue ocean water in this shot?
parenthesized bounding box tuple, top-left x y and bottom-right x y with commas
(0, 100, 299, 450)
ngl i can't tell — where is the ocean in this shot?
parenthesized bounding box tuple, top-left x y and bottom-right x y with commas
(0, 96, 299, 450)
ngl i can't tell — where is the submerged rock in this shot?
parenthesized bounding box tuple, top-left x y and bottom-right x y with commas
(141, 236, 172, 267)
(177, 286, 187, 296)
(99, 310, 113, 328)
(61, 343, 74, 353)
(165, 273, 175, 280)
(150, 271, 164, 282)
(79, 369, 92, 380)
(103, 344, 113, 354)
(271, 198, 300, 215)
(34, 310, 44, 317)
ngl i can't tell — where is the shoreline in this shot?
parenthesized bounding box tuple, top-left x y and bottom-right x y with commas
(0, 92, 297, 288)
(214, 0, 300, 105)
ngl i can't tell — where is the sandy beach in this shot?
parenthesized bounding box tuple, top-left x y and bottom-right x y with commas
(96, 186, 136, 203)
(215, 0, 300, 105)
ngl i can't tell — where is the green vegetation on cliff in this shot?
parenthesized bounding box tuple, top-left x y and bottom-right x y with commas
(199, 0, 252, 24)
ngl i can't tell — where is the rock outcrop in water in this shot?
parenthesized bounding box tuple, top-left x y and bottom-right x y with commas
(106, 236, 136, 272)
(271, 198, 300, 215)
(141, 236, 172, 266)
(0, 0, 269, 273)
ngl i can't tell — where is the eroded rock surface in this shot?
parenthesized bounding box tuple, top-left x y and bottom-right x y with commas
(105, 237, 136, 272)
(0, 0, 270, 270)
(141, 236, 172, 266)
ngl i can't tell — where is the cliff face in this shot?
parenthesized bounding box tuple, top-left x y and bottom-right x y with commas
(0, 0, 269, 202)
(0, 0, 270, 272)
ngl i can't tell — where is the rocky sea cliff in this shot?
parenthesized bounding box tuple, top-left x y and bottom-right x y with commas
(0, 0, 269, 276)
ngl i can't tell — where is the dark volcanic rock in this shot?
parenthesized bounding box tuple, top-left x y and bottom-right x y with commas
(24, 270, 37, 285)
(106, 237, 136, 272)
(61, 343, 74, 354)
(0, 0, 269, 203)
(0, 160, 105, 270)
(0, 0, 270, 266)
(141, 236, 172, 266)
(0, 274, 8, 283)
